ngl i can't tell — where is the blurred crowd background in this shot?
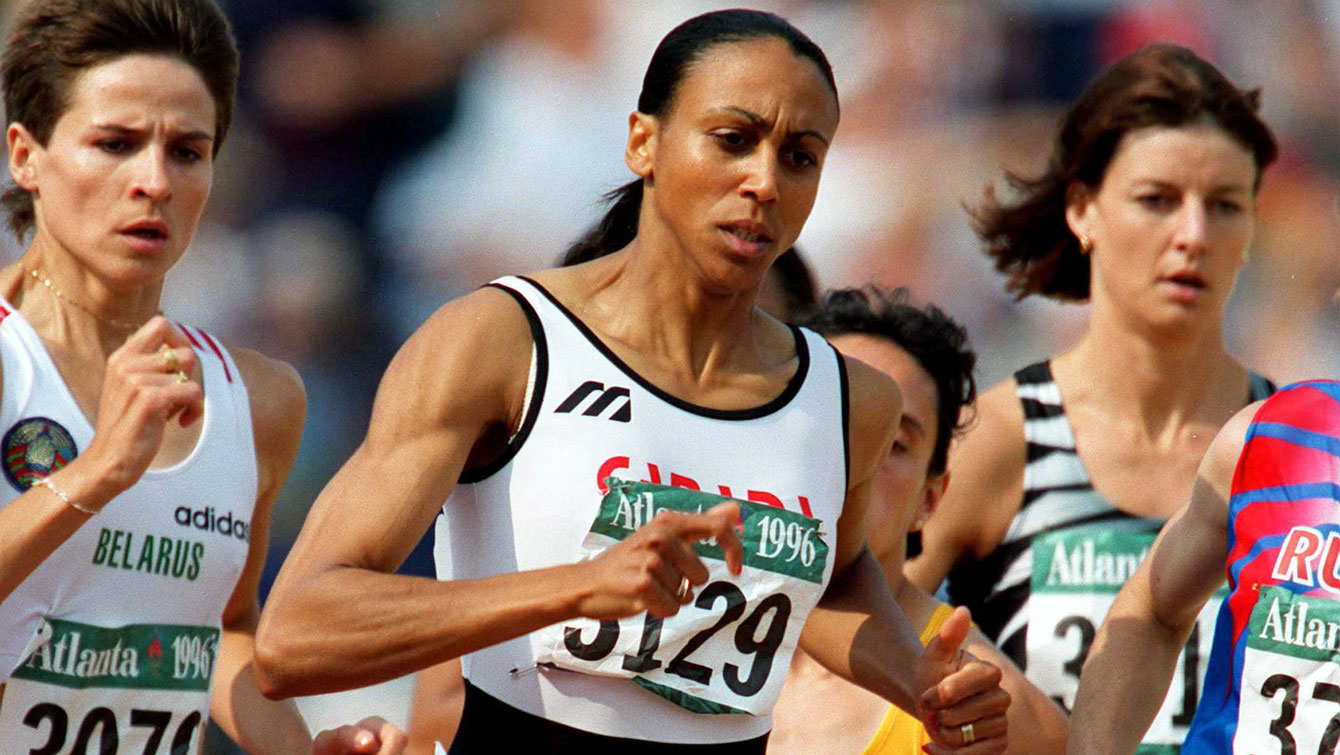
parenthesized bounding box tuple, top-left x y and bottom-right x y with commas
(3, 0, 1339, 748)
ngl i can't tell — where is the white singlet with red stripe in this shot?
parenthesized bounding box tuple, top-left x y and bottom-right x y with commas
(435, 276, 850, 744)
(0, 300, 257, 754)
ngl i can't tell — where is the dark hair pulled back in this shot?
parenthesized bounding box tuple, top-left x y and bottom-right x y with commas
(562, 9, 837, 263)
(972, 43, 1278, 301)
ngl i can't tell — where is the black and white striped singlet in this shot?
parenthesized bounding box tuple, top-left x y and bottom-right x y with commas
(944, 360, 1275, 668)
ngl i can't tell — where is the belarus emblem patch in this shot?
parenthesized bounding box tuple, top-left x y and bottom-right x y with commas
(3, 416, 78, 492)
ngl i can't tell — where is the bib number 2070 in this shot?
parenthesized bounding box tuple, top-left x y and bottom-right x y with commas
(23, 703, 202, 755)
(564, 580, 792, 697)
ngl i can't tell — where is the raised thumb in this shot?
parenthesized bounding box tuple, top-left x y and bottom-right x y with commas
(924, 605, 970, 666)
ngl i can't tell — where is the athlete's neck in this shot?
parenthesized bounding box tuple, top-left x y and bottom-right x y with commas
(569, 244, 782, 384)
(1058, 321, 1245, 435)
(10, 243, 163, 355)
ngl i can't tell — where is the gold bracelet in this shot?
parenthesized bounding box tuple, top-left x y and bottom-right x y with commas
(34, 476, 99, 515)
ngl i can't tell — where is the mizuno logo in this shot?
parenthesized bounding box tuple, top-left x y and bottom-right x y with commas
(555, 381, 631, 422)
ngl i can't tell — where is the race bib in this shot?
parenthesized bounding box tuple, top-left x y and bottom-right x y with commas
(1028, 529, 1223, 753)
(0, 618, 217, 754)
(1234, 586, 1340, 755)
(533, 480, 830, 715)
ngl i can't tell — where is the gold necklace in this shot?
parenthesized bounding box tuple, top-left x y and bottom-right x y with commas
(24, 267, 159, 331)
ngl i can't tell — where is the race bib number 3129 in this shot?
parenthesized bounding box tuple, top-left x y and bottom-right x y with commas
(533, 479, 830, 715)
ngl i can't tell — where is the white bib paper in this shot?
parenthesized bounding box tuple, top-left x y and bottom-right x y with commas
(533, 480, 830, 715)
(1027, 529, 1223, 752)
(1234, 586, 1340, 755)
(0, 618, 216, 754)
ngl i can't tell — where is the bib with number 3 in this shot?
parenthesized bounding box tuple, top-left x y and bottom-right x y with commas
(1234, 586, 1340, 755)
(532, 479, 830, 715)
(1027, 528, 1223, 751)
(0, 618, 216, 753)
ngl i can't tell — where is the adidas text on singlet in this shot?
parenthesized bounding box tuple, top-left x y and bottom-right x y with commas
(946, 360, 1272, 750)
(0, 301, 259, 755)
(435, 277, 850, 748)
(1184, 381, 1340, 753)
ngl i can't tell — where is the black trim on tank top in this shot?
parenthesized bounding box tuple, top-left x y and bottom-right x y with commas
(516, 276, 810, 420)
(458, 284, 551, 484)
(449, 680, 769, 754)
(834, 344, 851, 495)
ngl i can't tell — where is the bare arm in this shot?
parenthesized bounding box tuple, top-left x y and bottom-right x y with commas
(254, 289, 743, 698)
(0, 318, 202, 604)
(209, 350, 311, 752)
(1067, 404, 1253, 754)
(406, 659, 464, 755)
(905, 381, 1025, 594)
(800, 358, 1009, 753)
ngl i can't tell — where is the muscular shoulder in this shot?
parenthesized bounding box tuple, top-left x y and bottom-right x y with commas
(841, 354, 902, 487)
(1201, 400, 1260, 498)
(372, 286, 534, 440)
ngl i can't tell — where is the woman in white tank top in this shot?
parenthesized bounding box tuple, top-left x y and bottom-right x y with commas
(258, 9, 1009, 754)
(0, 0, 398, 751)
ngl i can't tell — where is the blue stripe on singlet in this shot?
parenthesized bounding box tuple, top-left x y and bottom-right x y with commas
(1244, 422, 1340, 458)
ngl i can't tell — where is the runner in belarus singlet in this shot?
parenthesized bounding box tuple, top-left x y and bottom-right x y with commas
(435, 276, 849, 747)
(1184, 381, 1340, 753)
(0, 301, 258, 754)
(947, 360, 1273, 751)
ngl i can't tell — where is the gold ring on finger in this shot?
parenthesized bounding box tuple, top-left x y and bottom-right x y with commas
(960, 722, 975, 745)
(676, 575, 690, 600)
(161, 345, 179, 373)
(175, 370, 189, 384)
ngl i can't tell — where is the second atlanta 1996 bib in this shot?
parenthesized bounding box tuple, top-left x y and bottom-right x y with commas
(1028, 528, 1224, 753)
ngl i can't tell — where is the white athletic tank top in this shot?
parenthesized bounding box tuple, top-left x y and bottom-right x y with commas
(0, 300, 257, 754)
(436, 276, 850, 743)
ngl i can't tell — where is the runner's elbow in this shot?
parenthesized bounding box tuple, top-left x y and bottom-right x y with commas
(252, 621, 304, 699)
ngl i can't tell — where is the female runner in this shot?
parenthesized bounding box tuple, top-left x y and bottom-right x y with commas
(0, 0, 398, 751)
(906, 44, 1278, 750)
(257, 9, 1008, 754)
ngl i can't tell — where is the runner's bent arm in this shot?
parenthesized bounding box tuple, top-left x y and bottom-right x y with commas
(800, 358, 1009, 751)
(254, 289, 742, 698)
(1067, 404, 1251, 755)
(905, 381, 1025, 594)
(209, 350, 311, 752)
(0, 318, 204, 606)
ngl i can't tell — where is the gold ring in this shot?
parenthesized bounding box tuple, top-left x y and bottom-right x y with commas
(676, 576, 690, 600)
(175, 370, 189, 384)
(960, 722, 975, 745)
(161, 345, 179, 373)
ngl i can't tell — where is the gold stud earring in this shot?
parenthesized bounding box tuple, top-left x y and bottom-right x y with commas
(1078, 234, 1093, 255)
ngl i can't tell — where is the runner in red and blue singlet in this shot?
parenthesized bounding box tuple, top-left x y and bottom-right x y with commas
(1070, 381, 1340, 753)
(1185, 380, 1340, 752)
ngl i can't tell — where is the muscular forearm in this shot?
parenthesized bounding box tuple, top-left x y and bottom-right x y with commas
(1068, 588, 1190, 754)
(255, 564, 583, 698)
(799, 549, 925, 713)
(211, 629, 311, 754)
